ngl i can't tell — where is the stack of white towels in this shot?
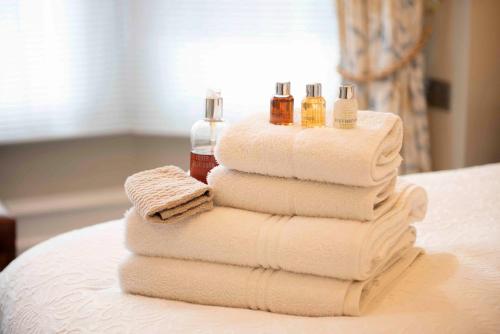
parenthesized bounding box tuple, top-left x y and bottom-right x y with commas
(120, 111, 428, 317)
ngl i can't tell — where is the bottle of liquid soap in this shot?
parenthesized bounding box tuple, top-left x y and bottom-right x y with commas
(190, 90, 227, 183)
(270, 82, 294, 125)
(334, 84, 357, 129)
(301, 83, 326, 128)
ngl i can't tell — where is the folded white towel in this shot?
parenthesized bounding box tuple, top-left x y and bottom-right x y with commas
(119, 247, 423, 317)
(214, 111, 402, 186)
(207, 165, 397, 221)
(126, 181, 426, 280)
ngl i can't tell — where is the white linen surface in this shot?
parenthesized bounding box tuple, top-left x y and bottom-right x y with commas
(207, 165, 398, 221)
(125, 180, 426, 280)
(1, 164, 500, 333)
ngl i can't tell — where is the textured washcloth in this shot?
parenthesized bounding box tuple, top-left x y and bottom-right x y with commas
(208, 165, 397, 221)
(215, 111, 402, 186)
(126, 181, 427, 280)
(124, 165, 213, 224)
(119, 248, 423, 317)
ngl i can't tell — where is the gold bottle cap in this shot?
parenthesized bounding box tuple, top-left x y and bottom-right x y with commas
(306, 83, 322, 97)
(339, 84, 355, 99)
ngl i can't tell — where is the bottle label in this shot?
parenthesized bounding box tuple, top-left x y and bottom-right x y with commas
(334, 101, 357, 129)
(190, 152, 218, 184)
(334, 118, 357, 129)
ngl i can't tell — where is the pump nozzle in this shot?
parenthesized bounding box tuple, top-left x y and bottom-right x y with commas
(205, 89, 223, 120)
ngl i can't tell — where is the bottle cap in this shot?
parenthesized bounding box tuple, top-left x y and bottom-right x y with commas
(205, 89, 223, 120)
(339, 84, 355, 99)
(275, 82, 291, 96)
(306, 83, 322, 97)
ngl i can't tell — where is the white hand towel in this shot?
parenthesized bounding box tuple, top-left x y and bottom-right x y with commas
(119, 248, 423, 317)
(126, 181, 427, 280)
(207, 165, 397, 221)
(214, 111, 402, 186)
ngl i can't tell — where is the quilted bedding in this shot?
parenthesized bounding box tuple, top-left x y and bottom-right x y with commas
(1, 164, 500, 333)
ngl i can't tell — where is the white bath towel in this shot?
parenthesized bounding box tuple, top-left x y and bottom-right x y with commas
(207, 165, 397, 221)
(119, 247, 423, 317)
(126, 181, 427, 280)
(214, 111, 402, 186)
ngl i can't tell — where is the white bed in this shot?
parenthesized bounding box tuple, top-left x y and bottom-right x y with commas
(1, 164, 500, 333)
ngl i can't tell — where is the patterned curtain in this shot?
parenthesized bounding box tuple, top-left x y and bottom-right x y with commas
(336, 0, 431, 173)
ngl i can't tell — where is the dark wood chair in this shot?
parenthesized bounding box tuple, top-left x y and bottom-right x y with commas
(0, 203, 16, 271)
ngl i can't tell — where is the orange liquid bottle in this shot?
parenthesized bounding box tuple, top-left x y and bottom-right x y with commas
(270, 82, 294, 125)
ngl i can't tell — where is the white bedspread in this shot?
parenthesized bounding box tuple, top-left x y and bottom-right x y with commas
(1, 164, 500, 333)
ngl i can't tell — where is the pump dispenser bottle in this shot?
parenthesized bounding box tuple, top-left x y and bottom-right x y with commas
(270, 82, 294, 125)
(334, 84, 358, 129)
(301, 83, 326, 128)
(190, 90, 227, 183)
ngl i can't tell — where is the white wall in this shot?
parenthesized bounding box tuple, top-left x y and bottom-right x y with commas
(426, 0, 500, 170)
(465, 0, 500, 166)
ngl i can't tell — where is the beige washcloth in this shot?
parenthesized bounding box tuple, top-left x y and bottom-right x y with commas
(119, 248, 423, 317)
(124, 165, 214, 224)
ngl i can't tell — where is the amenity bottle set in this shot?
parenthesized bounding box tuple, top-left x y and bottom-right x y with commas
(270, 82, 358, 129)
(190, 83, 359, 183)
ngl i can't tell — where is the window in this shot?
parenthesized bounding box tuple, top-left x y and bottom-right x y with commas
(0, 0, 127, 143)
(0, 0, 339, 143)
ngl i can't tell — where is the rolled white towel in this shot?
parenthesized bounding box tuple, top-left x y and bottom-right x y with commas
(207, 165, 397, 221)
(126, 181, 427, 280)
(119, 248, 423, 317)
(215, 111, 402, 186)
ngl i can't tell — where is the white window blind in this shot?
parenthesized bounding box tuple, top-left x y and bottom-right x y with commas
(0, 0, 339, 143)
(0, 0, 127, 143)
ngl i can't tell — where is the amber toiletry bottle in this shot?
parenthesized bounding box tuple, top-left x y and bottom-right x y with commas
(190, 90, 227, 184)
(270, 82, 294, 125)
(301, 83, 326, 128)
(334, 84, 357, 129)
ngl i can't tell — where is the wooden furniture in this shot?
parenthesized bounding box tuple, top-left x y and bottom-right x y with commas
(0, 202, 16, 271)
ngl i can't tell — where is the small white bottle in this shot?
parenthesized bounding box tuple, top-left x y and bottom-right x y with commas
(333, 85, 357, 129)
